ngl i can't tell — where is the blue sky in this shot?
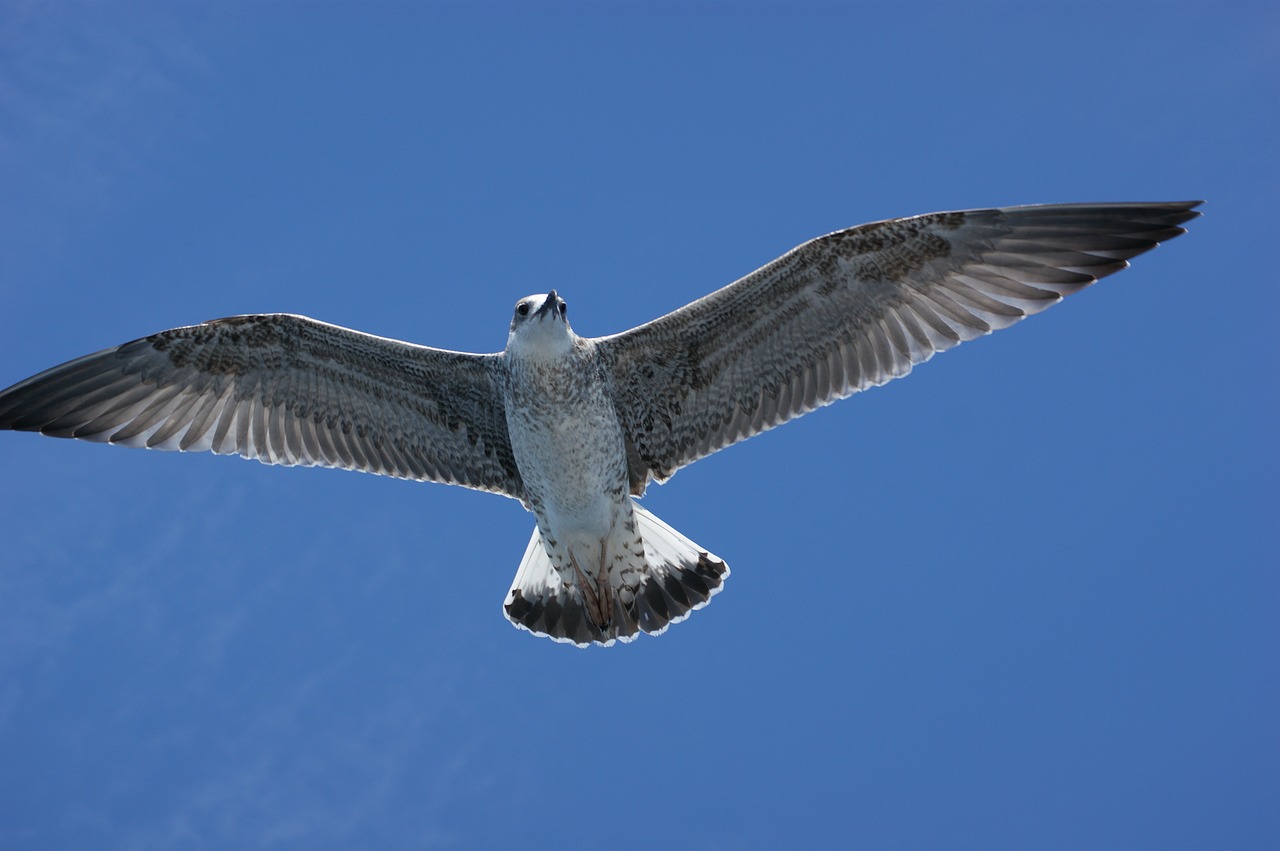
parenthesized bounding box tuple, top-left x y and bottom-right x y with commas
(0, 2, 1275, 848)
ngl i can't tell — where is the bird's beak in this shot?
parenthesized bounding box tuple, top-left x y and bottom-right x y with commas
(534, 290, 560, 320)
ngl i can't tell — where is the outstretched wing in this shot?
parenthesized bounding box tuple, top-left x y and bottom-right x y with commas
(597, 201, 1201, 490)
(0, 314, 523, 497)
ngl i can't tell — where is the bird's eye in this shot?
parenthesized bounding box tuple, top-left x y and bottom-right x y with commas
(516, 302, 530, 317)
(557, 302, 567, 316)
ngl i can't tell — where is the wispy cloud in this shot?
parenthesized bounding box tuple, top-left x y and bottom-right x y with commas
(0, 450, 487, 847)
(125, 654, 481, 849)
(0, 2, 212, 275)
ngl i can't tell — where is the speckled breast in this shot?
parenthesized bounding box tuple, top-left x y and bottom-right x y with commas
(502, 346, 630, 537)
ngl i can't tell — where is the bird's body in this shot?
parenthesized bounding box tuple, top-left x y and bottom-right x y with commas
(502, 306, 642, 634)
(501, 291, 728, 642)
(503, 299, 625, 541)
(0, 201, 1201, 646)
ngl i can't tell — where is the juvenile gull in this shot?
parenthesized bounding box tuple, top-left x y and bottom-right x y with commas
(0, 201, 1201, 646)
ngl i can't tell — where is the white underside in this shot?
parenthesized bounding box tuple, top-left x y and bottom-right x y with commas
(504, 499, 729, 647)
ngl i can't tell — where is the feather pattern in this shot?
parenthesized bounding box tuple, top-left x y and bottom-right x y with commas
(0, 201, 1202, 647)
(0, 314, 523, 497)
(596, 202, 1201, 489)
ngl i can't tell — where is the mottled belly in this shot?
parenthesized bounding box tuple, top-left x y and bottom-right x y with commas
(507, 397, 629, 538)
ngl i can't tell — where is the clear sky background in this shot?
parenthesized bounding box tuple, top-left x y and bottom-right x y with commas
(0, 3, 1275, 849)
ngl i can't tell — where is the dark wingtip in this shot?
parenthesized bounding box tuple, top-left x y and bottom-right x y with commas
(1166, 200, 1204, 229)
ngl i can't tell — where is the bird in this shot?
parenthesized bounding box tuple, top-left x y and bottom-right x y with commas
(0, 201, 1201, 647)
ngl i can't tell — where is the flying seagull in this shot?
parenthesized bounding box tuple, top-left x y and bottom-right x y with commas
(0, 201, 1201, 646)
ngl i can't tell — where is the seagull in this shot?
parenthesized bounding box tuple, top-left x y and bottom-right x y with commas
(0, 201, 1201, 646)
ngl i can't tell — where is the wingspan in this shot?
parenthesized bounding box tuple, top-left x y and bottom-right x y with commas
(0, 314, 523, 497)
(597, 201, 1201, 490)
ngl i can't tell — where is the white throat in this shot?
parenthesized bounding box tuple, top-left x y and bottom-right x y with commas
(507, 317, 575, 361)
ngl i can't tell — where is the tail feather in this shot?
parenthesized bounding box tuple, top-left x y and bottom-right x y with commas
(502, 502, 729, 647)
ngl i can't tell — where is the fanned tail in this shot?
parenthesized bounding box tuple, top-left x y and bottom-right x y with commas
(502, 502, 729, 647)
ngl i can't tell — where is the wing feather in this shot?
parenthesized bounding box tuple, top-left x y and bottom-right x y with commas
(0, 313, 523, 497)
(598, 201, 1200, 488)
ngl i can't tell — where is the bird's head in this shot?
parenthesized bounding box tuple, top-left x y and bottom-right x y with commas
(506, 290, 574, 357)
